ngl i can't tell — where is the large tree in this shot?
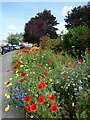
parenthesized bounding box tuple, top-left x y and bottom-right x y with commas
(64, 2, 90, 30)
(23, 10, 58, 44)
(7, 33, 23, 45)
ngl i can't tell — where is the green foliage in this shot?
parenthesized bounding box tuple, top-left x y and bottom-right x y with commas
(62, 25, 90, 57)
(7, 33, 23, 45)
(64, 2, 90, 30)
(40, 36, 62, 52)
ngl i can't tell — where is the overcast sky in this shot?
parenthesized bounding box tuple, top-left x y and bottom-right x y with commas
(1, 1, 88, 40)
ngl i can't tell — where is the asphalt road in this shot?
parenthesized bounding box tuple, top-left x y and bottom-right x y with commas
(0, 52, 25, 119)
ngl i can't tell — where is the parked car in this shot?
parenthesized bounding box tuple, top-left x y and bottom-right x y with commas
(9, 46, 15, 51)
(0, 46, 2, 54)
(13, 45, 20, 50)
(19, 44, 25, 49)
(1, 46, 9, 55)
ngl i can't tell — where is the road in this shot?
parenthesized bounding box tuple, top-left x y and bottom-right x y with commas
(0, 52, 25, 119)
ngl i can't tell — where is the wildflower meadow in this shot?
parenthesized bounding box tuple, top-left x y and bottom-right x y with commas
(4, 45, 90, 119)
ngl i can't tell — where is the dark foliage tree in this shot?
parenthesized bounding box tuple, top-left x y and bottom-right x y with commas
(23, 10, 58, 44)
(64, 2, 90, 30)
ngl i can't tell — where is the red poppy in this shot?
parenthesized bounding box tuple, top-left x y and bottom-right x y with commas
(13, 66, 18, 70)
(88, 50, 90, 54)
(40, 65, 43, 68)
(58, 58, 63, 61)
(20, 79, 25, 82)
(23, 95, 32, 103)
(48, 95, 56, 102)
(30, 104, 38, 112)
(26, 105, 32, 113)
(41, 75, 45, 79)
(79, 59, 83, 63)
(22, 72, 27, 77)
(63, 77, 67, 80)
(68, 50, 70, 52)
(18, 61, 22, 65)
(47, 61, 52, 65)
(7, 70, 10, 72)
(38, 82, 46, 90)
(43, 71, 48, 76)
(50, 105, 58, 113)
(38, 96, 45, 104)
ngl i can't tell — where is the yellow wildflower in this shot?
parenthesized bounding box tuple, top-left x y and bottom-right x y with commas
(61, 86, 64, 88)
(15, 70, 18, 73)
(49, 79, 52, 82)
(9, 77, 13, 80)
(5, 105, 10, 112)
(20, 65, 24, 68)
(5, 94, 10, 99)
(7, 82, 12, 87)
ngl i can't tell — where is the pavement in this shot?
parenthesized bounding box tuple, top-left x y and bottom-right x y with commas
(0, 52, 25, 120)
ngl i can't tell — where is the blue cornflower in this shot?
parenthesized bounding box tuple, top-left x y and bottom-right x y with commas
(18, 102, 22, 107)
(10, 87, 14, 90)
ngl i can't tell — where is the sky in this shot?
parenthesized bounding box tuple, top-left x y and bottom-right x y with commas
(0, 1, 88, 40)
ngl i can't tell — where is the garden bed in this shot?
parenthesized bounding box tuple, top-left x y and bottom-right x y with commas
(4, 46, 90, 119)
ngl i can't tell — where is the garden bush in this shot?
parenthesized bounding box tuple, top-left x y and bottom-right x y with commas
(4, 46, 90, 119)
(40, 36, 62, 53)
(62, 25, 90, 58)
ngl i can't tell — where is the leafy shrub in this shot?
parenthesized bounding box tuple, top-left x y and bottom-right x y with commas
(62, 25, 90, 58)
(40, 36, 62, 52)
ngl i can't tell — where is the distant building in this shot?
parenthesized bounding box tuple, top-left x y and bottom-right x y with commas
(0, 41, 8, 46)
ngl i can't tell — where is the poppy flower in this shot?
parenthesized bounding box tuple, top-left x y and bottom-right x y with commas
(38, 82, 46, 90)
(39, 65, 43, 68)
(43, 71, 48, 76)
(48, 95, 56, 102)
(50, 105, 58, 113)
(26, 105, 32, 113)
(63, 77, 67, 80)
(79, 59, 83, 63)
(13, 66, 18, 71)
(20, 79, 25, 82)
(68, 50, 70, 52)
(30, 104, 38, 112)
(88, 50, 90, 54)
(41, 75, 45, 79)
(18, 61, 22, 65)
(7, 70, 10, 72)
(22, 72, 27, 77)
(23, 95, 31, 103)
(38, 96, 45, 104)
(58, 58, 63, 61)
(47, 61, 52, 65)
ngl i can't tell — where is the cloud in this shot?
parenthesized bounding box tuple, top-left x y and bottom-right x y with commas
(8, 24, 16, 34)
(54, 22, 68, 34)
(8, 24, 16, 31)
(61, 6, 73, 16)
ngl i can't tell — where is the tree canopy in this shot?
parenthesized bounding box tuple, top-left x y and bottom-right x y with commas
(23, 9, 58, 44)
(64, 2, 90, 30)
(7, 33, 23, 45)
